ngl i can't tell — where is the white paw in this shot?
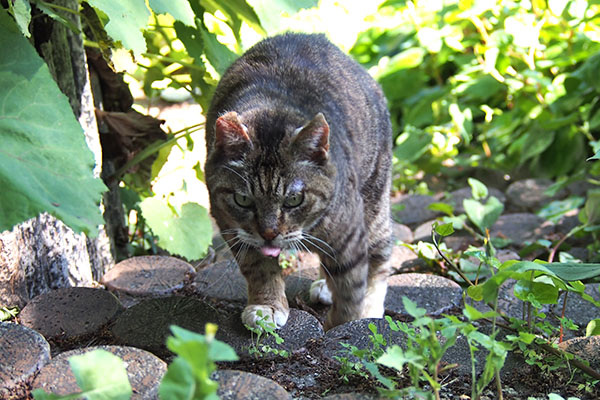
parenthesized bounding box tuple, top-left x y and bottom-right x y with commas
(242, 305, 289, 329)
(309, 279, 333, 305)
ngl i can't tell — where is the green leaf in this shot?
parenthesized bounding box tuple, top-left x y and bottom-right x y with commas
(139, 198, 212, 260)
(0, 306, 19, 321)
(588, 149, 600, 161)
(200, 28, 238, 76)
(513, 279, 559, 304)
(387, 47, 426, 70)
(68, 350, 131, 400)
(394, 127, 431, 163)
(449, 102, 473, 144)
(246, 0, 317, 34)
(544, 263, 600, 281)
(148, 0, 195, 26)
(0, 10, 106, 235)
(586, 319, 600, 337)
(86, 0, 150, 57)
(434, 222, 454, 237)
(467, 178, 488, 200)
(402, 296, 426, 319)
(158, 357, 197, 400)
(8, 0, 31, 37)
(537, 197, 585, 223)
(463, 196, 504, 233)
(428, 202, 454, 216)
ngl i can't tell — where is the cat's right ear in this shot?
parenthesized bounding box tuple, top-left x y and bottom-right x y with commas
(215, 112, 252, 158)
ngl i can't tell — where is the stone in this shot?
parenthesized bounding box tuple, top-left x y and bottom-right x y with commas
(385, 273, 463, 315)
(490, 213, 555, 246)
(392, 194, 441, 226)
(217, 308, 324, 358)
(323, 394, 380, 399)
(392, 222, 413, 243)
(448, 186, 507, 214)
(111, 296, 220, 356)
(0, 322, 51, 399)
(32, 345, 166, 399)
(101, 255, 195, 298)
(214, 369, 291, 399)
(194, 261, 248, 302)
(506, 178, 566, 211)
(412, 219, 441, 243)
(558, 336, 600, 371)
(555, 283, 600, 329)
(19, 287, 123, 341)
(390, 245, 426, 273)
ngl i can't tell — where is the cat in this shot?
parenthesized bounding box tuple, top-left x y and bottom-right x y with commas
(204, 32, 393, 330)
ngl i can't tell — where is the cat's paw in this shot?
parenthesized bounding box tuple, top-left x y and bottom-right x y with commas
(309, 279, 333, 305)
(242, 305, 289, 329)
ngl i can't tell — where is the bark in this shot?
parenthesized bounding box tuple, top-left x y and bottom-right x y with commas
(0, 0, 113, 309)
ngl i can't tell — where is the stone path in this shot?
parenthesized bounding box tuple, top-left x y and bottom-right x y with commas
(1, 178, 599, 399)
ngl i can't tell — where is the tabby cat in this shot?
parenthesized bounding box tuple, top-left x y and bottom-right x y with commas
(205, 33, 393, 329)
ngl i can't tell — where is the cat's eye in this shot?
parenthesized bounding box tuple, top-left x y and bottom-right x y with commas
(284, 192, 304, 208)
(234, 192, 254, 208)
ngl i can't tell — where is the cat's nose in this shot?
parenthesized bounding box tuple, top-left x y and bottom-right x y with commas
(260, 228, 279, 241)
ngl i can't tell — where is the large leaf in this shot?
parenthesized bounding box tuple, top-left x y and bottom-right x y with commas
(246, 0, 317, 34)
(0, 10, 106, 235)
(33, 349, 132, 400)
(148, 0, 195, 26)
(86, 0, 150, 57)
(463, 197, 504, 234)
(139, 198, 212, 260)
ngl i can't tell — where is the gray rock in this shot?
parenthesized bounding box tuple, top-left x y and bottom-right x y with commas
(554, 283, 600, 329)
(214, 369, 291, 399)
(32, 345, 166, 399)
(392, 194, 441, 226)
(0, 322, 50, 399)
(19, 287, 124, 341)
(392, 222, 413, 243)
(390, 245, 426, 273)
(194, 261, 248, 302)
(385, 273, 463, 316)
(506, 178, 566, 211)
(111, 296, 220, 356)
(413, 219, 441, 243)
(101, 255, 195, 298)
(558, 336, 600, 371)
(490, 213, 555, 246)
(323, 394, 380, 399)
(217, 308, 324, 358)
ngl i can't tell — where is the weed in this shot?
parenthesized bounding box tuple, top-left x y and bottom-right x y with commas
(244, 310, 289, 359)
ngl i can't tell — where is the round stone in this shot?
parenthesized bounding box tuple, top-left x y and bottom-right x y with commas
(19, 287, 123, 341)
(385, 273, 463, 315)
(392, 222, 413, 243)
(111, 296, 220, 356)
(558, 336, 600, 371)
(490, 213, 555, 246)
(194, 261, 248, 302)
(32, 345, 166, 399)
(0, 322, 50, 399)
(506, 178, 566, 211)
(214, 369, 291, 399)
(101, 256, 195, 297)
(217, 308, 324, 358)
(392, 194, 441, 226)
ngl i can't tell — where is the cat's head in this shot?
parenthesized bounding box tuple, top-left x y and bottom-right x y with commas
(205, 111, 335, 258)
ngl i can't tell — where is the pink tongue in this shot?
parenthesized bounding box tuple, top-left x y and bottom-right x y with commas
(260, 246, 281, 258)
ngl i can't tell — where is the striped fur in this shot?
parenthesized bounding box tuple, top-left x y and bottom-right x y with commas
(205, 33, 393, 329)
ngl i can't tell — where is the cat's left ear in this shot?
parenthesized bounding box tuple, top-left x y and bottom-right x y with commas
(215, 111, 252, 158)
(292, 113, 329, 164)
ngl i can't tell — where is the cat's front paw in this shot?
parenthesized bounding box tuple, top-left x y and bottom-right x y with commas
(309, 279, 333, 305)
(242, 305, 289, 329)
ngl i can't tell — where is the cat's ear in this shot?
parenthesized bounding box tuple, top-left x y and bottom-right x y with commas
(215, 112, 252, 157)
(293, 113, 329, 164)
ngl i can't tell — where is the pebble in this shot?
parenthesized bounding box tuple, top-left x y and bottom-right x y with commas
(32, 345, 166, 399)
(506, 178, 566, 211)
(490, 213, 555, 246)
(19, 287, 123, 341)
(0, 322, 50, 399)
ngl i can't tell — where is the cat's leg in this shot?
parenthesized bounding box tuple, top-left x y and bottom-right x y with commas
(320, 228, 370, 330)
(363, 197, 393, 319)
(236, 249, 289, 329)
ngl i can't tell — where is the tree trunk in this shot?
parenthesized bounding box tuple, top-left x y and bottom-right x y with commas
(0, 0, 113, 309)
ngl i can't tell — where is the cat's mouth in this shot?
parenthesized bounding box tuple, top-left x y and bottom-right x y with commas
(259, 245, 281, 258)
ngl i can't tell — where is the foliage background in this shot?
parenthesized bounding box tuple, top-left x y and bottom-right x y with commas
(2, 0, 600, 261)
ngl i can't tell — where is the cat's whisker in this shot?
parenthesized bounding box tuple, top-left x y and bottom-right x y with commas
(294, 238, 335, 283)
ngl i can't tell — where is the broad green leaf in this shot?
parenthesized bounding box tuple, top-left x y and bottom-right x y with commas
(139, 198, 212, 260)
(0, 10, 106, 235)
(8, 0, 31, 37)
(468, 178, 488, 200)
(513, 279, 559, 304)
(158, 357, 197, 400)
(463, 196, 504, 233)
(148, 0, 195, 26)
(449, 103, 473, 144)
(537, 197, 585, 223)
(402, 296, 426, 319)
(246, 0, 317, 34)
(586, 319, 600, 337)
(394, 127, 431, 163)
(200, 28, 238, 76)
(69, 350, 131, 400)
(434, 222, 454, 237)
(428, 202, 454, 216)
(544, 263, 600, 281)
(86, 0, 150, 57)
(387, 47, 426, 70)
(581, 190, 600, 225)
(588, 149, 600, 161)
